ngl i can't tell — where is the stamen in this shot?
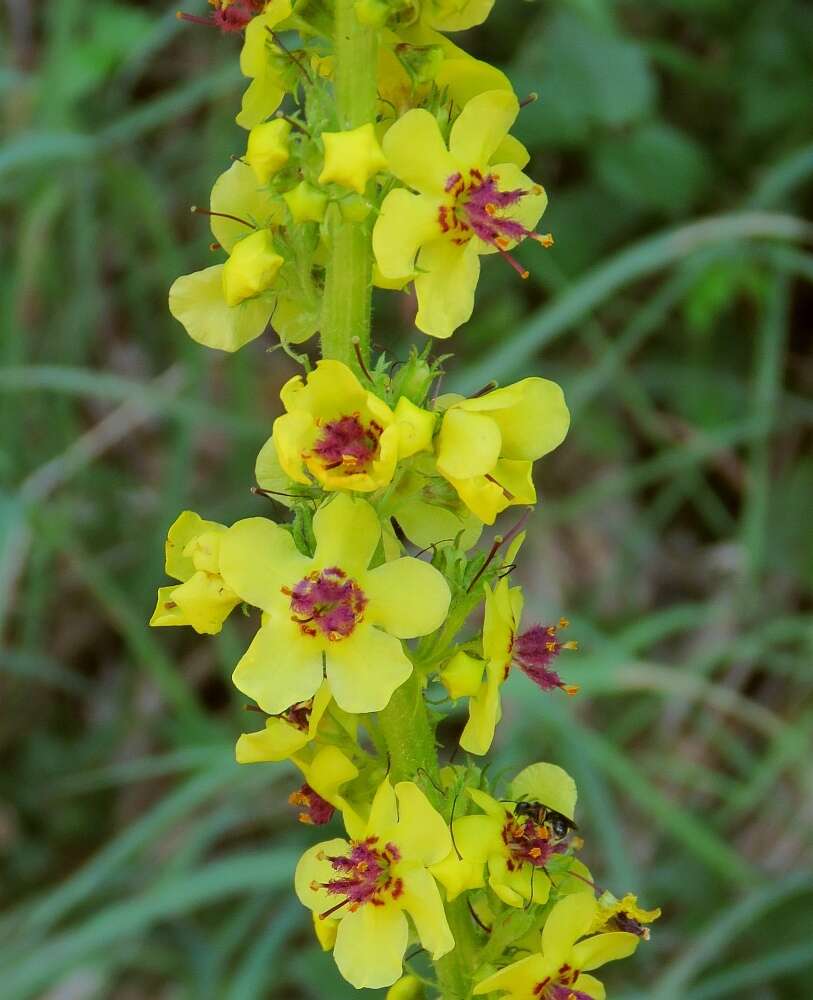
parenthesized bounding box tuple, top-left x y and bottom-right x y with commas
(496, 245, 530, 279)
(484, 473, 514, 499)
(351, 336, 374, 382)
(468, 379, 498, 399)
(520, 92, 539, 108)
(176, 11, 217, 27)
(191, 205, 256, 229)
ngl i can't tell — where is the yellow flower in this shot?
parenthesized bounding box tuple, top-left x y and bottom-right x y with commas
(433, 764, 577, 908)
(245, 118, 291, 184)
(589, 892, 661, 940)
(236, 0, 293, 129)
(220, 493, 451, 714)
(168, 161, 317, 350)
(150, 511, 240, 635)
(473, 893, 640, 999)
(268, 359, 435, 493)
(373, 90, 549, 338)
(435, 378, 570, 524)
(318, 123, 388, 194)
(295, 778, 455, 989)
(221, 229, 283, 306)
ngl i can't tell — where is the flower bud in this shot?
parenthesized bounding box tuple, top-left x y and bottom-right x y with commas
(283, 180, 328, 223)
(221, 229, 283, 306)
(245, 119, 291, 184)
(319, 123, 387, 194)
(389, 349, 435, 405)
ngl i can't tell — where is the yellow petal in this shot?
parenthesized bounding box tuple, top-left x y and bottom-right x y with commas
(164, 510, 222, 581)
(459, 660, 503, 755)
(245, 118, 291, 184)
(236, 716, 310, 763)
(473, 954, 549, 997)
(414, 240, 480, 339)
(222, 230, 283, 307)
(393, 396, 436, 457)
(219, 516, 309, 611)
(386, 975, 424, 1000)
(481, 378, 569, 460)
(449, 89, 519, 169)
(313, 912, 339, 952)
(444, 472, 508, 524)
(382, 108, 456, 195)
(325, 625, 412, 713)
(572, 931, 639, 971)
(429, 850, 485, 900)
(510, 763, 577, 822)
(365, 557, 450, 638)
(232, 619, 324, 715)
(373, 189, 439, 279)
(169, 265, 271, 352)
(294, 837, 349, 912)
(271, 410, 317, 485)
(170, 570, 240, 635)
(437, 407, 502, 480)
(236, 74, 286, 130)
(399, 867, 455, 959)
(367, 776, 399, 833)
(491, 132, 530, 169)
(319, 123, 388, 194)
(149, 585, 188, 628)
(282, 359, 368, 418)
(210, 160, 281, 252)
(452, 813, 501, 862)
(312, 494, 381, 576)
(435, 55, 511, 110)
(393, 782, 452, 865)
(333, 904, 409, 989)
(423, 0, 494, 31)
(296, 745, 359, 808)
(542, 893, 597, 961)
(574, 974, 607, 999)
(488, 853, 550, 908)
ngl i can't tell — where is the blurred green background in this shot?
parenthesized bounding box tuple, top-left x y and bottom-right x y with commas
(2, 0, 812, 996)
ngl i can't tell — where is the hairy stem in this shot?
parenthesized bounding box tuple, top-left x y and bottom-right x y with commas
(320, 0, 377, 371)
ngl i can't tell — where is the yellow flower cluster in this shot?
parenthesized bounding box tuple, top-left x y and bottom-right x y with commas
(153, 0, 658, 994)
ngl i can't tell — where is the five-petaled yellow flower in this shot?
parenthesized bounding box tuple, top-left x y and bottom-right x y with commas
(434, 763, 577, 908)
(150, 511, 240, 635)
(435, 377, 570, 524)
(373, 90, 549, 338)
(473, 892, 640, 999)
(267, 359, 435, 493)
(295, 778, 455, 989)
(219, 493, 450, 713)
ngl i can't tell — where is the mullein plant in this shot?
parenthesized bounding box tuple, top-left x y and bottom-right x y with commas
(153, 0, 659, 995)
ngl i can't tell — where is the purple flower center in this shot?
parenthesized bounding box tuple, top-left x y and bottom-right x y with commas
(177, 0, 262, 31)
(279, 699, 313, 732)
(438, 169, 551, 277)
(501, 815, 566, 870)
(514, 621, 579, 696)
(284, 567, 367, 640)
(289, 783, 335, 825)
(315, 836, 404, 917)
(310, 413, 383, 475)
(533, 967, 591, 999)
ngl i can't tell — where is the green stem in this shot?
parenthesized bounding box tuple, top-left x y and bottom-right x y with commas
(321, 7, 480, 995)
(320, 0, 378, 371)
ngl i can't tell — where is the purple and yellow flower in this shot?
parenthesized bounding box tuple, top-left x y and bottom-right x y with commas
(434, 763, 578, 908)
(266, 360, 435, 493)
(295, 778, 455, 988)
(473, 892, 640, 999)
(373, 90, 550, 338)
(219, 493, 451, 714)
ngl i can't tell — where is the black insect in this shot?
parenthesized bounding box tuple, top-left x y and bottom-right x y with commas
(511, 800, 578, 842)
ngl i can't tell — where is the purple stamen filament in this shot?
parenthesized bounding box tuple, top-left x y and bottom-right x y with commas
(309, 412, 383, 475)
(315, 836, 404, 916)
(438, 168, 549, 277)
